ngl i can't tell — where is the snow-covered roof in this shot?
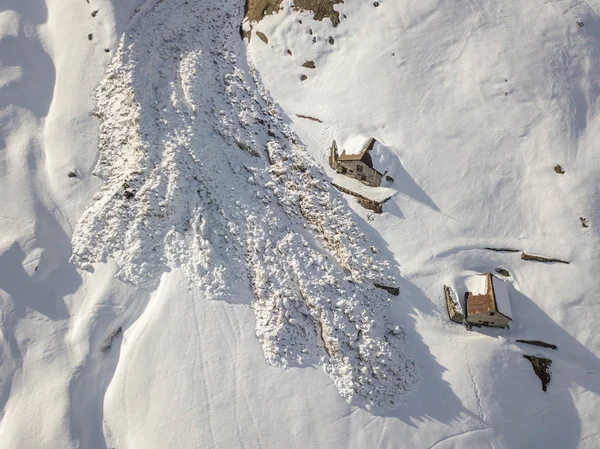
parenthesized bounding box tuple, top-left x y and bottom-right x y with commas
(337, 137, 393, 175)
(340, 136, 372, 156)
(464, 273, 488, 296)
(491, 275, 512, 319)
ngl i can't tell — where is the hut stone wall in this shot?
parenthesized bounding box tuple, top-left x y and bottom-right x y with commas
(329, 140, 383, 187)
(336, 160, 382, 187)
(444, 285, 465, 324)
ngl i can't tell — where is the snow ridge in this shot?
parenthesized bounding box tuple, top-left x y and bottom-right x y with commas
(70, 0, 418, 409)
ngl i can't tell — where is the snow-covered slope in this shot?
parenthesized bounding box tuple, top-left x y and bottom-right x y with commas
(0, 0, 599, 448)
(247, 0, 600, 446)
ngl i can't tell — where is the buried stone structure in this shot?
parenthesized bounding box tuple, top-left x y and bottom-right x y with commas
(329, 138, 385, 187)
(444, 285, 465, 324)
(465, 273, 513, 328)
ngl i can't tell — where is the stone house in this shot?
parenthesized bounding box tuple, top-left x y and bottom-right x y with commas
(329, 138, 384, 187)
(465, 273, 512, 328)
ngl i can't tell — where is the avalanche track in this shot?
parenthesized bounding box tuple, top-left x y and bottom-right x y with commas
(70, 0, 418, 409)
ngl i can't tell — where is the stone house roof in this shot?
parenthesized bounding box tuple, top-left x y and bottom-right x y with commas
(337, 138, 382, 173)
(465, 273, 512, 320)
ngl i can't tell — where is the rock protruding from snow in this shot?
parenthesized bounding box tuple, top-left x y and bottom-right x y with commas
(71, 0, 418, 409)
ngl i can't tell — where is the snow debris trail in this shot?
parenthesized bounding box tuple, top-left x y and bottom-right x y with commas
(70, 0, 418, 409)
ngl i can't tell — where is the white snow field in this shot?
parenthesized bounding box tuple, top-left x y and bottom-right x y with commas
(0, 0, 599, 448)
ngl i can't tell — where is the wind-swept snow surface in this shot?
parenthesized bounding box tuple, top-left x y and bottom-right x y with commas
(70, 0, 417, 409)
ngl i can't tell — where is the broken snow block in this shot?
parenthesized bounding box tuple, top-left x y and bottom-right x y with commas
(523, 354, 552, 392)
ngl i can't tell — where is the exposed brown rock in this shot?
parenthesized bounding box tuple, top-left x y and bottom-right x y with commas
(296, 114, 322, 123)
(374, 283, 399, 296)
(516, 340, 558, 350)
(245, 0, 344, 27)
(523, 355, 552, 392)
(495, 268, 510, 277)
(521, 252, 569, 264)
(256, 31, 269, 43)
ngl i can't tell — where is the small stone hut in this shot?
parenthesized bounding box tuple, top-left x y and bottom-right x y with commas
(465, 273, 512, 328)
(329, 138, 384, 187)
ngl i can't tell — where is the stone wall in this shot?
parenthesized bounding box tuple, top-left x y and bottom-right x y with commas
(329, 141, 339, 170)
(466, 312, 510, 328)
(337, 160, 382, 187)
(444, 285, 464, 324)
(332, 183, 390, 213)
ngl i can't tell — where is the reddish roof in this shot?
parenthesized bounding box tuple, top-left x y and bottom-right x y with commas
(466, 273, 502, 316)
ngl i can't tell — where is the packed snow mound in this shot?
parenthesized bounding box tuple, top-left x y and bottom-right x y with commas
(70, 0, 418, 409)
(369, 140, 399, 178)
